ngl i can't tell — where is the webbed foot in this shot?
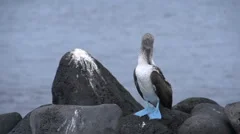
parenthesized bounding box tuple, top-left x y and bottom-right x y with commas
(147, 101, 162, 119)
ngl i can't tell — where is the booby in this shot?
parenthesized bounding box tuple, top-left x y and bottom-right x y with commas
(133, 33, 172, 119)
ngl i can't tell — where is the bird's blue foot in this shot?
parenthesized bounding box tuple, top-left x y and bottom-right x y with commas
(134, 106, 153, 117)
(148, 102, 162, 120)
(134, 102, 154, 117)
(148, 108, 162, 119)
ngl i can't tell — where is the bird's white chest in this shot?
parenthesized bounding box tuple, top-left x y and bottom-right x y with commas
(135, 65, 152, 88)
(135, 65, 158, 103)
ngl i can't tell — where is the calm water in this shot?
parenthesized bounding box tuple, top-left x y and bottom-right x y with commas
(0, 0, 239, 116)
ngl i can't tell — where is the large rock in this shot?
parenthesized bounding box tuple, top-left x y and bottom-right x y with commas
(191, 103, 228, 121)
(0, 112, 22, 134)
(52, 48, 142, 115)
(225, 101, 240, 133)
(118, 108, 190, 134)
(9, 104, 122, 134)
(30, 104, 122, 134)
(173, 97, 218, 113)
(178, 115, 234, 134)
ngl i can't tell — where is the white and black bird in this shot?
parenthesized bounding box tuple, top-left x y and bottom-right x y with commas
(133, 33, 172, 119)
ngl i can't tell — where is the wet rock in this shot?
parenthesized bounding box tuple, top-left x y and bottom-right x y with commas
(118, 108, 190, 134)
(0, 112, 22, 134)
(178, 115, 234, 134)
(173, 97, 218, 113)
(225, 101, 240, 133)
(191, 103, 228, 121)
(52, 48, 142, 115)
(117, 115, 172, 134)
(30, 104, 122, 134)
(8, 112, 32, 134)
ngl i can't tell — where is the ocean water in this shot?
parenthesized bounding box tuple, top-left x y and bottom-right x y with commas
(0, 0, 239, 116)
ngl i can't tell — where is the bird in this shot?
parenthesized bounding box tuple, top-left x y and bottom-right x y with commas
(133, 33, 172, 119)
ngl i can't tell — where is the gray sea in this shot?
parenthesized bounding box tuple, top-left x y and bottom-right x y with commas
(0, 0, 239, 116)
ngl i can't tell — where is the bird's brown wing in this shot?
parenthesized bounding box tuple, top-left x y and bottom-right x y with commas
(151, 70, 172, 109)
(153, 66, 172, 88)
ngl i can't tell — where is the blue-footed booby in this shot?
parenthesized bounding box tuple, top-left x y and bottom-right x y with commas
(133, 33, 172, 119)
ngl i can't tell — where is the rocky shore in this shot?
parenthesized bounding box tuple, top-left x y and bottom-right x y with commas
(1, 48, 239, 134)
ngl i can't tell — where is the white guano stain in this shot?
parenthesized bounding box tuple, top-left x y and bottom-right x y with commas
(65, 110, 80, 133)
(141, 121, 146, 128)
(74, 109, 79, 117)
(70, 48, 99, 73)
(212, 108, 221, 114)
(57, 119, 67, 132)
(69, 117, 76, 132)
(69, 48, 105, 88)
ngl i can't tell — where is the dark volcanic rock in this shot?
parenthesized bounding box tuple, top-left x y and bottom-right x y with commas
(0, 112, 22, 134)
(225, 102, 240, 133)
(8, 112, 32, 134)
(52, 48, 142, 115)
(118, 108, 190, 134)
(191, 103, 228, 121)
(118, 115, 172, 134)
(178, 115, 234, 134)
(160, 108, 190, 133)
(172, 97, 218, 113)
(30, 104, 122, 134)
(8, 104, 121, 134)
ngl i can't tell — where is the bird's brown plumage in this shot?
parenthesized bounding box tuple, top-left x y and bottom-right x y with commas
(151, 68, 172, 109)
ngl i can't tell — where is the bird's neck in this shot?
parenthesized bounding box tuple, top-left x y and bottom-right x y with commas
(138, 49, 154, 65)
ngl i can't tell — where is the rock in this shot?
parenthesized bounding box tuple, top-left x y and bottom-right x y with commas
(30, 104, 122, 134)
(8, 112, 32, 134)
(178, 115, 234, 134)
(0, 112, 22, 134)
(225, 101, 240, 133)
(8, 104, 122, 134)
(191, 103, 228, 121)
(52, 48, 142, 115)
(172, 97, 218, 113)
(8, 104, 52, 134)
(118, 108, 190, 134)
(160, 108, 190, 133)
(117, 115, 172, 134)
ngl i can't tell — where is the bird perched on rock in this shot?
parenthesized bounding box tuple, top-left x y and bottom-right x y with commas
(133, 33, 172, 119)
